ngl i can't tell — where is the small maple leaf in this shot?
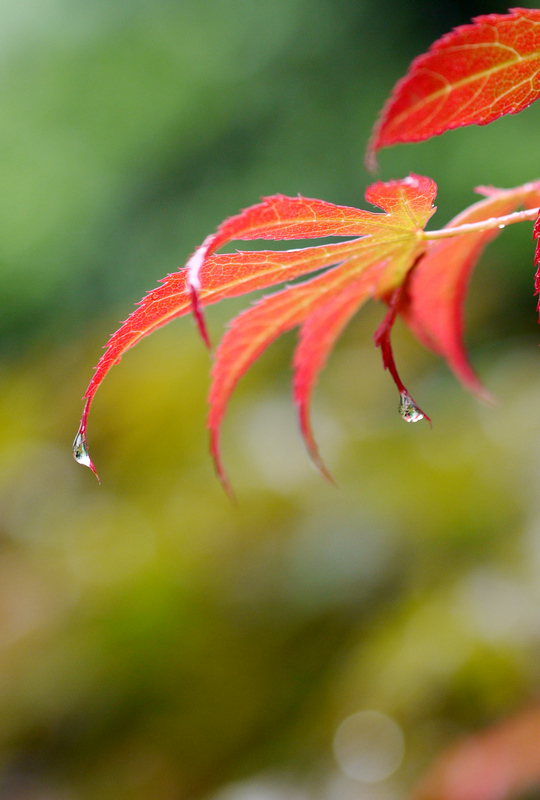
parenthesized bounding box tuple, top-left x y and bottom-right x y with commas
(401, 180, 540, 400)
(367, 7, 540, 167)
(74, 176, 540, 492)
(74, 175, 436, 489)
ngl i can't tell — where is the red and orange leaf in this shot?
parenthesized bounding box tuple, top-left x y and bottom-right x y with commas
(535, 212, 540, 261)
(292, 269, 382, 480)
(208, 258, 390, 494)
(205, 180, 437, 489)
(87, 178, 435, 411)
(184, 192, 417, 296)
(83, 241, 366, 401)
(74, 177, 437, 484)
(367, 8, 540, 166)
(364, 175, 437, 229)
(374, 289, 431, 424)
(365, 175, 437, 295)
(75, 240, 371, 476)
(186, 182, 437, 340)
(534, 211, 540, 314)
(401, 180, 540, 398)
(184, 194, 399, 345)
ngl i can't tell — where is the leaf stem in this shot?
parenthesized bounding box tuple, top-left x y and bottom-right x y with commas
(422, 206, 540, 240)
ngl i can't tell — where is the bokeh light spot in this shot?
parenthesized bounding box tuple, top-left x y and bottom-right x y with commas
(333, 710, 405, 783)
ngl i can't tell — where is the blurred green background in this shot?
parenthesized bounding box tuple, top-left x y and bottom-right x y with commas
(2, 1, 540, 798)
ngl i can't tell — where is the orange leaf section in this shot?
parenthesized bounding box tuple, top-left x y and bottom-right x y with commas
(401, 180, 540, 398)
(75, 177, 437, 483)
(77, 241, 369, 449)
(207, 177, 437, 489)
(292, 271, 380, 479)
(83, 242, 363, 401)
(374, 289, 431, 425)
(74, 175, 436, 478)
(186, 183, 437, 341)
(534, 211, 540, 303)
(209, 259, 390, 492)
(185, 193, 408, 293)
(412, 704, 540, 800)
(367, 8, 540, 166)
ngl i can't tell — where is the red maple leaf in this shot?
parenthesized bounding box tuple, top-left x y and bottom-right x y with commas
(367, 8, 540, 167)
(73, 173, 540, 491)
(74, 175, 436, 489)
(401, 180, 540, 399)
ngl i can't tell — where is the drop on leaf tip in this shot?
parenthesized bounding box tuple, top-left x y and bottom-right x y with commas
(72, 427, 101, 484)
(398, 392, 431, 426)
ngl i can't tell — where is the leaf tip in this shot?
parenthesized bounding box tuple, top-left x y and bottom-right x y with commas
(364, 142, 380, 175)
(375, 292, 432, 427)
(209, 427, 235, 501)
(186, 235, 216, 350)
(534, 212, 540, 326)
(72, 423, 101, 484)
(297, 404, 336, 486)
(398, 391, 431, 426)
(189, 285, 212, 350)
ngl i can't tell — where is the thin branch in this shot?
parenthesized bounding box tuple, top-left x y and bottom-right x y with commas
(422, 206, 540, 241)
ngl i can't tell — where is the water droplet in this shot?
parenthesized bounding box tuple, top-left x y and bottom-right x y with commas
(399, 392, 424, 423)
(402, 175, 419, 187)
(498, 224, 505, 229)
(73, 427, 100, 482)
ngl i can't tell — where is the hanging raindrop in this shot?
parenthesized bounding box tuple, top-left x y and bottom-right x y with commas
(73, 426, 100, 482)
(398, 391, 425, 423)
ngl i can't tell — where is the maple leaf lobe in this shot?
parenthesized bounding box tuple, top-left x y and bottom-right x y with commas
(534, 211, 540, 303)
(401, 179, 540, 400)
(75, 176, 540, 493)
(73, 176, 441, 488)
(367, 7, 540, 165)
(207, 176, 437, 488)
